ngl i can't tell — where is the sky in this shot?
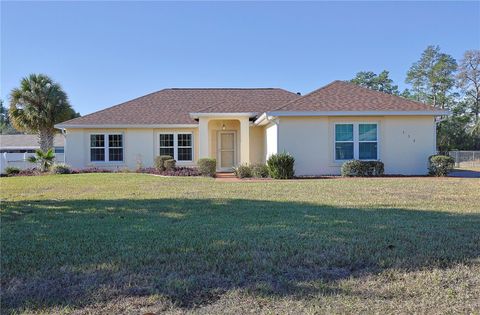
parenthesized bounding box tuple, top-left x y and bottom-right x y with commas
(1, 1, 479, 116)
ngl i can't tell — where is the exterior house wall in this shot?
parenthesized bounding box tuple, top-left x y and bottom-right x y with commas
(249, 126, 265, 164)
(65, 127, 198, 170)
(64, 115, 436, 175)
(264, 123, 278, 161)
(277, 116, 436, 175)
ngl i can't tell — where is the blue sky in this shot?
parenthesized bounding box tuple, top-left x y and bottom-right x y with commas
(1, 1, 479, 115)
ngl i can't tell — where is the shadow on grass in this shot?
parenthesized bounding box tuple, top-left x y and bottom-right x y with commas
(1, 198, 479, 312)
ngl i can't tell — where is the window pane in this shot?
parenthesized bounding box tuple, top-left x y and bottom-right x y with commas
(359, 142, 377, 160)
(160, 134, 174, 147)
(177, 134, 192, 147)
(335, 124, 353, 141)
(177, 147, 192, 161)
(335, 142, 354, 160)
(109, 148, 123, 161)
(160, 147, 174, 157)
(90, 148, 105, 161)
(90, 135, 104, 147)
(109, 134, 123, 147)
(359, 124, 377, 141)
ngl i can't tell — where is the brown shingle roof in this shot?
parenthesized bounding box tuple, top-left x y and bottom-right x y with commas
(59, 88, 299, 126)
(273, 80, 436, 112)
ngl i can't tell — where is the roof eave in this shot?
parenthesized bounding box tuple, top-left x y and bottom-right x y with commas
(54, 123, 199, 129)
(265, 110, 451, 117)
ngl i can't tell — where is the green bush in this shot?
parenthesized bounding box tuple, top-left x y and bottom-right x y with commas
(154, 155, 173, 171)
(251, 163, 269, 178)
(51, 163, 72, 174)
(267, 152, 295, 179)
(198, 158, 216, 177)
(4, 166, 21, 176)
(164, 159, 176, 171)
(428, 155, 454, 176)
(234, 164, 252, 178)
(341, 160, 384, 177)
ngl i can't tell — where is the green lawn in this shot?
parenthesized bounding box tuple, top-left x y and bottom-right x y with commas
(1, 174, 479, 314)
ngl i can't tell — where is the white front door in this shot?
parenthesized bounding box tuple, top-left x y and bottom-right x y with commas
(218, 131, 236, 171)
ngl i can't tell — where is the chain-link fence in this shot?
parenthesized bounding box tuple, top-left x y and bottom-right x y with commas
(448, 151, 480, 167)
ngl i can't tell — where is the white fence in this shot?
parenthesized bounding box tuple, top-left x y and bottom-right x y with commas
(0, 152, 65, 174)
(448, 151, 480, 167)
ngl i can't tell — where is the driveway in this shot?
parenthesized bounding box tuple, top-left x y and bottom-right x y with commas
(449, 168, 480, 178)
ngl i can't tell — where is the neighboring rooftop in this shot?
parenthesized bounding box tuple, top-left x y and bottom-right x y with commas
(0, 134, 64, 149)
(273, 81, 436, 112)
(58, 88, 300, 126)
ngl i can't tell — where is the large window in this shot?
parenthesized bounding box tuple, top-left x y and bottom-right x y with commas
(159, 133, 193, 162)
(159, 134, 174, 157)
(90, 134, 123, 162)
(335, 124, 354, 160)
(358, 124, 378, 160)
(335, 123, 378, 161)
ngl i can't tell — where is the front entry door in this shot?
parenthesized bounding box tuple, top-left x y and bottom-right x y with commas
(218, 131, 236, 171)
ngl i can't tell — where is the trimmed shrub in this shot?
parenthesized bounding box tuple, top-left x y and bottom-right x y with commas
(4, 166, 21, 176)
(164, 159, 176, 171)
(267, 152, 295, 179)
(137, 167, 201, 176)
(251, 163, 269, 178)
(51, 163, 72, 174)
(234, 164, 252, 178)
(73, 167, 112, 174)
(163, 167, 201, 177)
(428, 155, 454, 176)
(18, 168, 41, 176)
(341, 160, 384, 177)
(198, 158, 216, 177)
(154, 155, 173, 171)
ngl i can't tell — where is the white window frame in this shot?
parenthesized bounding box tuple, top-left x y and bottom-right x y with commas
(334, 122, 379, 162)
(158, 132, 193, 163)
(89, 133, 124, 163)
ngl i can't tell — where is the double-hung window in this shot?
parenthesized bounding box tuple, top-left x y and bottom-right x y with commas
(159, 134, 175, 157)
(90, 134, 123, 162)
(159, 133, 193, 162)
(335, 123, 378, 161)
(358, 124, 378, 160)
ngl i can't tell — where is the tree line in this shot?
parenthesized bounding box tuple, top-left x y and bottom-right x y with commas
(350, 46, 479, 152)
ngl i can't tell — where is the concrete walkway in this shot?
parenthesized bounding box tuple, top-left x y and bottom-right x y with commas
(214, 172, 240, 182)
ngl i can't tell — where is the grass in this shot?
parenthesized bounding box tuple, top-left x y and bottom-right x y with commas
(1, 173, 479, 314)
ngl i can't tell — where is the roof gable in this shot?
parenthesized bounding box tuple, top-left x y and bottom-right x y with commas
(274, 81, 436, 112)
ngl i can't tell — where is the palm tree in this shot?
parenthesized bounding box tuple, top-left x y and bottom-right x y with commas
(9, 74, 77, 151)
(27, 149, 55, 172)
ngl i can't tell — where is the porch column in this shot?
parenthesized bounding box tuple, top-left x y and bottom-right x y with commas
(198, 117, 209, 159)
(239, 117, 250, 165)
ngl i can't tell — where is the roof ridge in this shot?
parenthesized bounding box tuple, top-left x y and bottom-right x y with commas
(271, 80, 341, 111)
(168, 88, 281, 90)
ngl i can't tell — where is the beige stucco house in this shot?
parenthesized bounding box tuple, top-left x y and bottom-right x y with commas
(55, 81, 448, 175)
